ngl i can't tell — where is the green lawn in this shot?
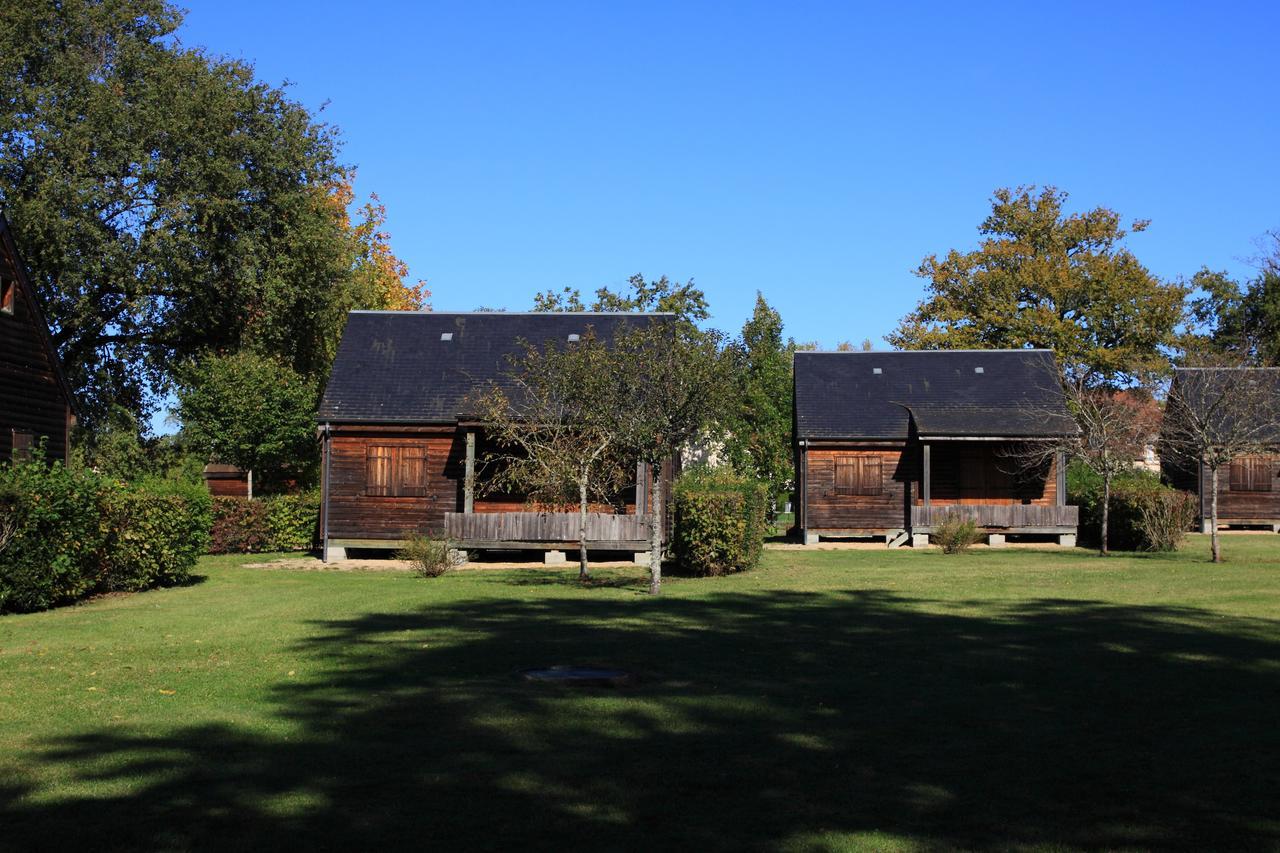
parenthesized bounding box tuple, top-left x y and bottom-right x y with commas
(2, 538, 1279, 851)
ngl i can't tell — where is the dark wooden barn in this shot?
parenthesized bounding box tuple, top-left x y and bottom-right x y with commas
(317, 311, 673, 561)
(1161, 367, 1280, 532)
(793, 350, 1079, 547)
(0, 213, 76, 463)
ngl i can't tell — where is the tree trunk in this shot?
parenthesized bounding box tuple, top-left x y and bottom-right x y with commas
(648, 465, 663, 595)
(1100, 473, 1111, 557)
(1210, 465, 1222, 563)
(578, 477, 590, 580)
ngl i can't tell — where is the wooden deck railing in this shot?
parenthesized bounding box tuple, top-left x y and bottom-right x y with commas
(911, 504, 1079, 531)
(444, 511, 652, 546)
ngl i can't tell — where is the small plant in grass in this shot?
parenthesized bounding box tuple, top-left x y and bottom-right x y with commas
(934, 512, 981, 554)
(399, 535, 455, 578)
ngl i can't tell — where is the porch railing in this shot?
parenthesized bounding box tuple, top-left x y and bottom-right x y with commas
(444, 511, 652, 545)
(911, 504, 1079, 530)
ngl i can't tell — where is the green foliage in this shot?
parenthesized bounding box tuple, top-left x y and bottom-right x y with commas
(888, 186, 1188, 385)
(532, 274, 710, 327)
(102, 480, 212, 591)
(0, 456, 210, 612)
(673, 468, 769, 576)
(264, 492, 321, 552)
(208, 493, 319, 554)
(1188, 245, 1280, 365)
(933, 513, 982, 554)
(1068, 462, 1194, 551)
(722, 293, 794, 502)
(399, 535, 455, 578)
(176, 352, 320, 493)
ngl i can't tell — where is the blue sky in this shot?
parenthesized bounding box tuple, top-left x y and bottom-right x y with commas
(177, 0, 1279, 346)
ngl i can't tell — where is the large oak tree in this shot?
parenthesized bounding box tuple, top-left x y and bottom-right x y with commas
(888, 186, 1187, 385)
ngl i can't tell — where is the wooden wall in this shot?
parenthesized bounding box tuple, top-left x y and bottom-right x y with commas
(801, 440, 1059, 532)
(0, 235, 72, 463)
(803, 445, 911, 531)
(324, 427, 655, 542)
(1198, 455, 1280, 523)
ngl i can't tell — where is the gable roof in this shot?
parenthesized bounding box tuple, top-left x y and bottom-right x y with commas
(1165, 367, 1280, 444)
(794, 349, 1074, 441)
(0, 213, 78, 418)
(318, 311, 669, 424)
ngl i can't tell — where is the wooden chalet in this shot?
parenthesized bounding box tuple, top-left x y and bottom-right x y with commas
(1161, 367, 1280, 532)
(0, 213, 76, 463)
(317, 311, 672, 561)
(793, 350, 1079, 547)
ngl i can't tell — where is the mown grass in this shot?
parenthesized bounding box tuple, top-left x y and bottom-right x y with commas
(2, 537, 1279, 851)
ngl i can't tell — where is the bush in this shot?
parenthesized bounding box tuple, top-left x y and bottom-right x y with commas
(399, 535, 454, 578)
(209, 492, 319, 554)
(103, 480, 212, 591)
(1069, 462, 1195, 551)
(0, 457, 111, 612)
(934, 512, 982, 554)
(0, 458, 212, 613)
(673, 467, 769, 577)
(209, 497, 270, 554)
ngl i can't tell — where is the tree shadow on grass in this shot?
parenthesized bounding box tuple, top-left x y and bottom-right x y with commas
(4, 589, 1279, 851)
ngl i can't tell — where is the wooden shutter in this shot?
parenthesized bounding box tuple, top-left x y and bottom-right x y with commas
(859, 456, 882, 496)
(11, 429, 34, 461)
(1231, 457, 1272, 492)
(835, 457, 857, 495)
(399, 450, 428, 497)
(834, 455, 882, 496)
(366, 446, 394, 496)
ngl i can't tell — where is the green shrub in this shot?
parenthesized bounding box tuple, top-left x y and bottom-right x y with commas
(263, 491, 319, 551)
(103, 480, 212, 591)
(934, 512, 982, 554)
(0, 456, 111, 612)
(1069, 461, 1194, 551)
(673, 467, 769, 576)
(209, 497, 270, 553)
(209, 492, 319, 554)
(399, 535, 454, 578)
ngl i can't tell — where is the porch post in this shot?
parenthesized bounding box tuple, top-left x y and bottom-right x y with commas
(636, 461, 648, 515)
(922, 443, 931, 509)
(464, 430, 476, 513)
(1056, 449, 1066, 506)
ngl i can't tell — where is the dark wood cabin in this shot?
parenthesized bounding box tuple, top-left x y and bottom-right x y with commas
(793, 349, 1079, 547)
(1161, 367, 1280, 532)
(0, 213, 76, 463)
(203, 464, 253, 498)
(316, 311, 674, 561)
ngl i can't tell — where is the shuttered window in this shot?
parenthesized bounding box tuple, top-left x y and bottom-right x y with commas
(1229, 456, 1272, 492)
(11, 429, 34, 461)
(834, 455, 882, 496)
(366, 445, 428, 497)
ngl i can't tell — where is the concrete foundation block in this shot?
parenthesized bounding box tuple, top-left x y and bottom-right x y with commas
(325, 546, 346, 563)
(544, 550, 568, 565)
(633, 551, 651, 565)
(987, 533, 1006, 548)
(1272, 524, 1280, 534)
(447, 548, 468, 566)
(802, 531, 821, 546)
(911, 533, 929, 548)
(1200, 520, 1214, 534)
(1059, 533, 1077, 548)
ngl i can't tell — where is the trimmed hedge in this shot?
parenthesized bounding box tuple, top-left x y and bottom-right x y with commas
(1068, 462, 1196, 552)
(673, 467, 769, 576)
(0, 459, 212, 613)
(209, 492, 318, 554)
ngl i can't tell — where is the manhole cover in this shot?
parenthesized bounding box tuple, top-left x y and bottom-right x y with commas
(520, 666, 636, 687)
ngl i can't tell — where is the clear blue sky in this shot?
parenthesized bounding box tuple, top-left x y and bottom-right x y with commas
(177, 0, 1279, 347)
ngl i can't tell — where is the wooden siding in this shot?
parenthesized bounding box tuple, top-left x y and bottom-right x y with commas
(923, 442, 1057, 507)
(0, 234, 72, 463)
(324, 426, 662, 543)
(804, 445, 911, 531)
(444, 511, 650, 545)
(912, 504, 1078, 530)
(1200, 454, 1280, 524)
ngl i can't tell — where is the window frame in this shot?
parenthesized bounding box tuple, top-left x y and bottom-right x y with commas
(1228, 456, 1273, 493)
(11, 429, 34, 461)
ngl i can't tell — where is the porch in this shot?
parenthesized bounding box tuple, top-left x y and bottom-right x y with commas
(443, 510, 652, 554)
